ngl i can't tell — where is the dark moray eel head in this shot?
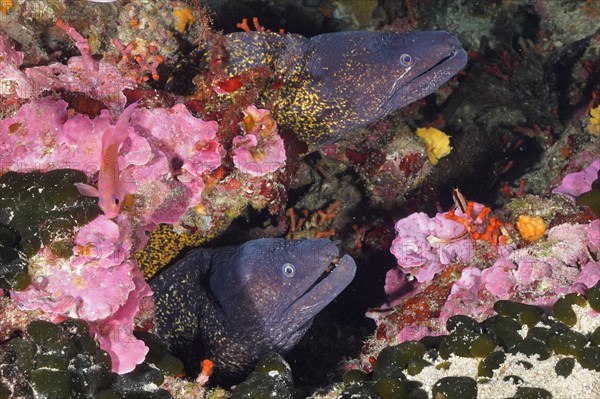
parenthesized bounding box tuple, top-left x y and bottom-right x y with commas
(209, 238, 356, 350)
(290, 30, 468, 144)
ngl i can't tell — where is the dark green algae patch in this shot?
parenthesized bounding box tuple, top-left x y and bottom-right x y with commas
(0, 319, 183, 399)
(302, 282, 600, 399)
(0, 169, 100, 291)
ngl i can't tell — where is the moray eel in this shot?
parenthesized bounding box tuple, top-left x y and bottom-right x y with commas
(150, 238, 356, 385)
(208, 30, 468, 145)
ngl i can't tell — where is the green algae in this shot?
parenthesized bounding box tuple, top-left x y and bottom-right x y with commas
(342, 369, 368, 384)
(336, 382, 377, 398)
(548, 330, 587, 356)
(510, 338, 551, 360)
(0, 224, 30, 290)
(494, 300, 544, 327)
(515, 360, 533, 369)
(374, 377, 408, 399)
(512, 386, 552, 399)
(552, 293, 586, 327)
(0, 318, 176, 399)
(591, 326, 600, 346)
(372, 341, 427, 380)
(577, 346, 600, 371)
(134, 331, 184, 377)
(555, 357, 575, 377)
(405, 358, 431, 376)
(431, 376, 477, 399)
(478, 351, 506, 378)
(587, 282, 600, 312)
(112, 364, 168, 397)
(526, 326, 553, 344)
(481, 315, 522, 351)
(446, 315, 479, 332)
(230, 352, 293, 399)
(469, 334, 496, 358)
(503, 374, 524, 384)
(30, 369, 73, 399)
(439, 328, 482, 359)
(576, 170, 600, 217)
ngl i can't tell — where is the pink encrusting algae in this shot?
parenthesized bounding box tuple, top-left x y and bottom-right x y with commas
(10, 216, 152, 373)
(553, 159, 600, 199)
(389, 209, 473, 284)
(232, 105, 286, 176)
(0, 21, 134, 113)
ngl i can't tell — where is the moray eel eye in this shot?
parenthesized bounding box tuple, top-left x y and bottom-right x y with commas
(400, 53, 413, 67)
(114, 196, 120, 205)
(281, 263, 296, 277)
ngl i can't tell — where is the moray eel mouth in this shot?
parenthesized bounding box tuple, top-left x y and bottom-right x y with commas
(285, 249, 356, 326)
(413, 45, 467, 82)
(386, 34, 468, 115)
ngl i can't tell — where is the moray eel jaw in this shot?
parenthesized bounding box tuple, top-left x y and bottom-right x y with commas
(278, 252, 356, 346)
(382, 31, 468, 116)
(209, 238, 356, 348)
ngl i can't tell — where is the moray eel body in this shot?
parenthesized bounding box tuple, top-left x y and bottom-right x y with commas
(150, 238, 356, 385)
(220, 30, 468, 145)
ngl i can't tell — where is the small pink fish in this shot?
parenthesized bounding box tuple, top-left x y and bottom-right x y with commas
(76, 102, 138, 218)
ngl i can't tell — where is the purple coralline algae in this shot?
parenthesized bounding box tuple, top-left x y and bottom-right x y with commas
(553, 159, 600, 199)
(389, 208, 474, 284)
(0, 21, 134, 113)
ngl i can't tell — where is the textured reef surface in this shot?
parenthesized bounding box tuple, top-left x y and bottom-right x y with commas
(1, 0, 600, 398)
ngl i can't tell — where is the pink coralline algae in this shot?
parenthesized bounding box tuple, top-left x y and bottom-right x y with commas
(0, 24, 134, 114)
(232, 105, 286, 176)
(553, 159, 600, 199)
(10, 216, 152, 374)
(440, 221, 600, 322)
(0, 34, 28, 98)
(0, 98, 223, 226)
(131, 104, 221, 177)
(389, 210, 472, 283)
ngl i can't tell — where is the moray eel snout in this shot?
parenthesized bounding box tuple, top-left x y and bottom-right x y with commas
(380, 31, 469, 116)
(209, 238, 356, 348)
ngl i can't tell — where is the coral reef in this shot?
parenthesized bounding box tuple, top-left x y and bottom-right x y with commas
(1, 14, 290, 384)
(1, 0, 600, 397)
